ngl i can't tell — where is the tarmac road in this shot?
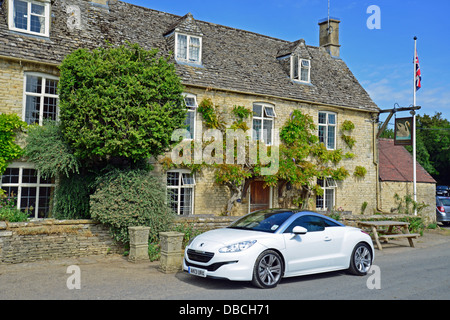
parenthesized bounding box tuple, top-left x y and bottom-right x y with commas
(0, 229, 449, 301)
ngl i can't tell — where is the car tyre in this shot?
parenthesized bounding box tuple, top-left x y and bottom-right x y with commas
(252, 250, 283, 289)
(348, 242, 372, 276)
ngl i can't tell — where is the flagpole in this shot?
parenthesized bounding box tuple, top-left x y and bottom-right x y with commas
(413, 36, 418, 215)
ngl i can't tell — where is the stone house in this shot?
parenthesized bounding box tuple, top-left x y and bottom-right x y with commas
(0, 0, 382, 218)
(378, 139, 436, 222)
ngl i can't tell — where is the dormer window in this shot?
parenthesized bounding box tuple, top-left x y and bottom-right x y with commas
(176, 33, 202, 65)
(8, 0, 50, 37)
(291, 56, 311, 83)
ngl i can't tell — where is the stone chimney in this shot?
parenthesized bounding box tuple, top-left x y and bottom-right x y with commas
(318, 18, 341, 57)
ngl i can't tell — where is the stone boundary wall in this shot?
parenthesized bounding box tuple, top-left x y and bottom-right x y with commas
(174, 215, 238, 232)
(0, 219, 122, 264)
(0, 213, 423, 265)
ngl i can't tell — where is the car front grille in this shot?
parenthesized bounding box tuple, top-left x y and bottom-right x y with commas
(187, 249, 214, 263)
(184, 259, 238, 272)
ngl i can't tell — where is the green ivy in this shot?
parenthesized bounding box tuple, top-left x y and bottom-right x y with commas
(0, 114, 27, 175)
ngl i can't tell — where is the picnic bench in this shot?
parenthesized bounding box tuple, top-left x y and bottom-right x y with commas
(356, 221, 420, 250)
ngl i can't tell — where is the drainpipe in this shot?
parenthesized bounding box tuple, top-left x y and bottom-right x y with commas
(372, 113, 382, 212)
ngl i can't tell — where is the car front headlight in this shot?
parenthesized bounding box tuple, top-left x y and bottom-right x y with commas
(219, 240, 257, 253)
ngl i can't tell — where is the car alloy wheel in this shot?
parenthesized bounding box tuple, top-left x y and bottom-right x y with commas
(349, 242, 372, 276)
(252, 250, 283, 289)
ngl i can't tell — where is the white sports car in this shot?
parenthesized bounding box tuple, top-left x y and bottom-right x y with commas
(183, 209, 374, 288)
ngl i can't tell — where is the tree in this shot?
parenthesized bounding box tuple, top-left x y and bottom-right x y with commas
(58, 43, 187, 166)
(415, 113, 450, 185)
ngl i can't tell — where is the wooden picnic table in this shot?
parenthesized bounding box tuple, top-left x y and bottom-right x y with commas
(356, 220, 420, 250)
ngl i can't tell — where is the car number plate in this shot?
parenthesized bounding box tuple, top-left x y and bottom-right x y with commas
(188, 266, 207, 278)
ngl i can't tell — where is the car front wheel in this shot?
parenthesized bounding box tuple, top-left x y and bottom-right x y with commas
(252, 250, 283, 289)
(348, 242, 372, 276)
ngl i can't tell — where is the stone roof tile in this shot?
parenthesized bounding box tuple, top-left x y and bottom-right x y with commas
(0, 0, 378, 112)
(379, 139, 436, 183)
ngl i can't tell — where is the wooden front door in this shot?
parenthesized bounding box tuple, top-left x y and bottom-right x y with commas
(250, 181, 271, 212)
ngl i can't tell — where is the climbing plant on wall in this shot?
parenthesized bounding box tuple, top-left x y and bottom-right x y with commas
(162, 97, 355, 214)
(0, 114, 27, 175)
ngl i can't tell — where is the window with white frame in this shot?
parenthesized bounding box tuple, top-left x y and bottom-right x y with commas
(291, 56, 311, 83)
(318, 111, 336, 150)
(166, 171, 195, 216)
(252, 103, 276, 145)
(183, 93, 198, 140)
(316, 178, 337, 211)
(0, 163, 55, 219)
(8, 0, 50, 37)
(176, 33, 202, 64)
(23, 73, 59, 125)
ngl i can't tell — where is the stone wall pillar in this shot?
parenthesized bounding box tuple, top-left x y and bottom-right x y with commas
(159, 232, 184, 273)
(128, 226, 150, 263)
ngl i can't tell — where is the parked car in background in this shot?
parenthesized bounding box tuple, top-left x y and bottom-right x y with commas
(436, 186, 449, 197)
(436, 196, 450, 226)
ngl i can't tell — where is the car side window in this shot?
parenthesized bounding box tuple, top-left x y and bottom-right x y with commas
(284, 215, 326, 233)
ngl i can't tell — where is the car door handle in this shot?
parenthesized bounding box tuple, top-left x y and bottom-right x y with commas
(324, 236, 332, 242)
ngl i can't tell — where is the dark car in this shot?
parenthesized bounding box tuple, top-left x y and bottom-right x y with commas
(436, 186, 449, 197)
(436, 196, 450, 226)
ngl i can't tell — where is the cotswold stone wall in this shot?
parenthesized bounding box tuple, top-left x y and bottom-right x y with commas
(174, 215, 237, 232)
(0, 220, 121, 264)
(379, 181, 436, 223)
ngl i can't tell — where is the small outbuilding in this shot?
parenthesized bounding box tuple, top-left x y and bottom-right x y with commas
(378, 139, 436, 222)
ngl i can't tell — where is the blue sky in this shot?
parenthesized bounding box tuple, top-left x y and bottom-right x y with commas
(128, 0, 450, 125)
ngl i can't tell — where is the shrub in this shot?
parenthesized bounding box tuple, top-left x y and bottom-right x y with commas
(52, 171, 98, 220)
(24, 121, 80, 179)
(90, 169, 175, 245)
(0, 191, 29, 222)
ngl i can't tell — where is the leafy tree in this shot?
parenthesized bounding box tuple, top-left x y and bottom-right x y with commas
(414, 113, 450, 185)
(58, 43, 187, 166)
(0, 114, 27, 175)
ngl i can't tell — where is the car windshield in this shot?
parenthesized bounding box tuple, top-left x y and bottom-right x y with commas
(440, 198, 450, 206)
(228, 210, 295, 233)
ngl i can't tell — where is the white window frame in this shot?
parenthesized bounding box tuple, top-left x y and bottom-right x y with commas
(0, 162, 55, 219)
(291, 56, 311, 83)
(182, 93, 198, 141)
(175, 32, 202, 65)
(316, 178, 337, 211)
(22, 72, 59, 126)
(252, 103, 276, 146)
(8, 0, 51, 37)
(318, 111, 337, 150)
(166, 170, 196, 216)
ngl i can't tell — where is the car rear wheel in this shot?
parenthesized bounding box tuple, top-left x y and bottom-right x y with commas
(348, 242, 372, 276)
(252, 250, 283, 289)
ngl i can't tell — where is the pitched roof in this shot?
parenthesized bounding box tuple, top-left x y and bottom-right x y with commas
(378, 139, 436, 183)
(0, 0, 378, 112)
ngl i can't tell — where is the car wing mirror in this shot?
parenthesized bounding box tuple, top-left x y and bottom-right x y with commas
(292, 226, 308, 235)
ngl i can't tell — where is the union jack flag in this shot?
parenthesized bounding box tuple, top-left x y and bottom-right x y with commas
(415, 51, 421, 91)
